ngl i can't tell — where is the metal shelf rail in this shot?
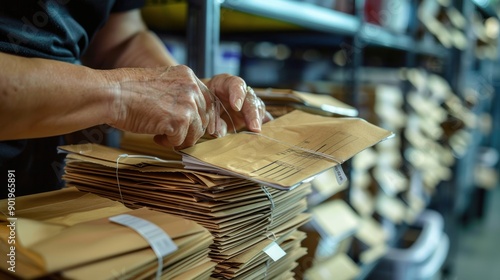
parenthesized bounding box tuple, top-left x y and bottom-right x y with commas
(186, 0, 448, 76)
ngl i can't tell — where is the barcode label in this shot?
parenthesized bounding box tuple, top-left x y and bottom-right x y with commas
(334, 165, 347, 185)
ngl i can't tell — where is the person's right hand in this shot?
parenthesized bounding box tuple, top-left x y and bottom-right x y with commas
(105, 65, 218, 149)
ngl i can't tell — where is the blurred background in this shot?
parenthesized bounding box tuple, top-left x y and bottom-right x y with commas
(138, 0, 500, 279)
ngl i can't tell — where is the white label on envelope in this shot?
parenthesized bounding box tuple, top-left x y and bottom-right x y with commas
(110, 214, 178, 279)
(263, 241, 286, 262)
(334, 164, 347, 185)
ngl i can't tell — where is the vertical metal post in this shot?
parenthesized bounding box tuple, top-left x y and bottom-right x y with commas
(346, 0, 365, 234)
(187, 0, 221, 78)
(349, 0, 365, 110)
(401, 0, 418, 157)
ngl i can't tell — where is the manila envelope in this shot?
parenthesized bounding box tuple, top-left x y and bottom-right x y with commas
(181, 110, 393, 190)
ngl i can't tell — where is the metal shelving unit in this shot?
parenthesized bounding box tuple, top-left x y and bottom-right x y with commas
(222, 0, 360, 35)
(472, 0, 498, 17)
(186, 0, 449, 75)
(183, 0, 496, 279)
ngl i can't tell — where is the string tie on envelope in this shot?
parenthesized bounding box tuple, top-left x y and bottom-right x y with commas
(263, 231, 277, 280)
(195, 79, 238, 137)
(260, 186, 287, 266)
(261, 185, 275, 230)
(264, 258, 270, 279)
(265, 231, 278, 241)
(239, 131, 343, 165)
(115, 154, 182, 205)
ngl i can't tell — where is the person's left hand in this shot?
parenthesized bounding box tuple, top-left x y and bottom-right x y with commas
(202, 74, 273, 137)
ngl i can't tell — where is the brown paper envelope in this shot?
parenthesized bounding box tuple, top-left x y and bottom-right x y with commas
(311, 199, 360, 240)
(61, 231, 212, 280)
(269, 202, 308, 230)
(1, 189, 212, 279)
(181, 110, 393, 189)
(211, 213, 268, 236)
(268, 268, 296, 280)
(0, 228, 46, 278)
(268, 262, 302, 280)
(65, 163, 196, 184)
(171, 260, 216, 280)
(306, 254, 360, 280)
(255, 88, 358, 117)
(375, 193, 407, 223)
(213, 214, 269, 238)
(200, 186, 263, 201)
(77, 160, 255, 192)
(225, 230, 306, 269)
(229, 231, 306, 273)
(101, 248, 210, 280)
(27, 208, 206, 273)
(212, 221, 269, 249)
(270, 195, 309, 219)
(0, 187, 86, 211)
(1, 192, 128, 225)
(355, 216, 389, 247)
(219, 232, 306, 278)
(70, 182, 209, 206)
(63, 144, 242, 184)
(219, 214, 309, 261)
(120, 132, 183, 161)
(66, 167, 254, 199)
(136, 234, 212, 279)
(120, 194, 270, 219)
(214, 239, 273, 272)
(60, 144, 181, 169)
(65, 161, 198, 187)
(235, 248, 306, 280)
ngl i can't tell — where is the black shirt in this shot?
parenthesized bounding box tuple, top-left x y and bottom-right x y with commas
(0, 0, 145, 198)
(0, 0, 145, 62)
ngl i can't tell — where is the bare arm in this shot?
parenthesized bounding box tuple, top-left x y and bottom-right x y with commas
(82, 9, 177, 69)
(0, 9, 269, 148)
(0, 52, 115, 140)
(0, 10, 208, 144)
(0, 52, 215, 148)
(0, 10, 163, 140)
(83, 9, 271, 136)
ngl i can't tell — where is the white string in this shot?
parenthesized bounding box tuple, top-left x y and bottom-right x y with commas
(261, 184, 278, 279)
(115, 154, 127, 205)
(261, 185, 275, 231)
(115, 154, 183, 205)
(264, 258, 271, 280)
(265, 231, 278, 241)
(240, 131, 344, 164)
(196, 79, 238, 136)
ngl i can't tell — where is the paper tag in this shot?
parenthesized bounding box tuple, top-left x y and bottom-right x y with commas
(334, 164, 347, 185)
(109, 214, 178, 279)
(263, 241, 286, 262)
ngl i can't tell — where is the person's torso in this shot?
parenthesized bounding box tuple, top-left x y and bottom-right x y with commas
(0, 0, 138, 63)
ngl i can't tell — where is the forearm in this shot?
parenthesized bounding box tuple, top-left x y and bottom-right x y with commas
(0, 52, 116, 140)
(82, 10, 177, 69)
(109, 30, 178, 68)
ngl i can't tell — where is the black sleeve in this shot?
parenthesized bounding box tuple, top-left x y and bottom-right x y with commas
(111, 0, 146, 12)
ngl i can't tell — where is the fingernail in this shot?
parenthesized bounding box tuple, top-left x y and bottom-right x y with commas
(251, 119, 261, 131)
(208, 120, 215, 135)
(235, 98, 243, 111)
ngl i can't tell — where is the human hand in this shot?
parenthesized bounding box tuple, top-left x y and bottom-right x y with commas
(202, 74, 273, 136)
(106, 65, 218, 149)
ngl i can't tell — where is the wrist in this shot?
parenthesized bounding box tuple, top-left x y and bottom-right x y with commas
(96, 68, 129, 127)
